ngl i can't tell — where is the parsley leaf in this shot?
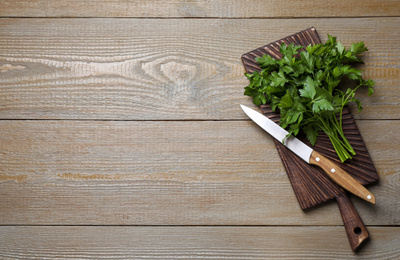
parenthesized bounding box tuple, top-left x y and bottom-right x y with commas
(299, 76, 316, 99)
(350, 42, 368, 56)
(313, 98, 334, 113)
(303, 124, 319, 146)
(270, 70, 288, 87)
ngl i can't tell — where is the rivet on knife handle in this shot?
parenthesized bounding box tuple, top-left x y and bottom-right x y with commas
(309, 151, 375, 204)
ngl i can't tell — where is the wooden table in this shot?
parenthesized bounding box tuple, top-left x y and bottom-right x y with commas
(1, 1, 399, 259)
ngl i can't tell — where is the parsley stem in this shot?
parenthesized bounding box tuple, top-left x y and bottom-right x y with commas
(331, 115, 355, 155)
(339, 84, 362, 129)
(316, 113, 354, 162)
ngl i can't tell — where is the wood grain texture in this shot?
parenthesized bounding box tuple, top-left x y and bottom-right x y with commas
(1, 0, 399, 257)
(336, 194, 369, 251)
(0, 226, 399, 259)
(0, 120, 398, 225)
(309, 151, 376, 205)
(1, 0, 399, 18)
(1, 18, 399, 120)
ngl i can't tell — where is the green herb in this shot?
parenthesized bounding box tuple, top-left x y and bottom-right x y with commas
(244, 35, 375, 162)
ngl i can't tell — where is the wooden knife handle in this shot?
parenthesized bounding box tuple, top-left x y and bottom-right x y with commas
(336, 193, 369, 251)
(309, 151, 375, 204)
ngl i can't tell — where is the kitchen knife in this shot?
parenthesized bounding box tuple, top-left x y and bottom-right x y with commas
(240, 104, 375, 205)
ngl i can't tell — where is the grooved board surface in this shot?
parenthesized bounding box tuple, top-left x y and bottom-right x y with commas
(1, 1, 399, 258)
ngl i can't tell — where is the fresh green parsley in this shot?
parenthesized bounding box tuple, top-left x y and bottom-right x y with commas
(244, 35, 375, 162)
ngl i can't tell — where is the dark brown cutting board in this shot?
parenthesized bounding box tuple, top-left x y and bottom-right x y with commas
(241, 27, 379, 251)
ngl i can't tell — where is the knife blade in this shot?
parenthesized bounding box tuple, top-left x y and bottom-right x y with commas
(240, 104, 375, 205)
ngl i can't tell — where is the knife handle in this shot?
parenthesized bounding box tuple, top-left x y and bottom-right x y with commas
(336, 193, 369, 251)
(309, 151, 375, 205)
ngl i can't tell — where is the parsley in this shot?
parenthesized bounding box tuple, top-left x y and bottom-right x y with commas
(244, 35, 375, 162)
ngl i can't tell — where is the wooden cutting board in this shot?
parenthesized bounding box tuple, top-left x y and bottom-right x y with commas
(241, 27, 379, 251)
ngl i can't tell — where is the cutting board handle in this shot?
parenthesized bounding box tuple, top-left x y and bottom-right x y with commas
(336, 193, 369, 251)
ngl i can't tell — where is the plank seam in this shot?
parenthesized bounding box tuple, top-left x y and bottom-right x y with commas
(0, 16, 399, 19)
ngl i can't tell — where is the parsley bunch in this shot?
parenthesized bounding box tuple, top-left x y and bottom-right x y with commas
(244, 35, 375, 162)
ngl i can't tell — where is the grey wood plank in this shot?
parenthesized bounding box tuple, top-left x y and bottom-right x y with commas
(0, 120, 398, 225)
(1, 18, 399, 120)
(0, 226, 399, 259)
(1, 0, 399, 18)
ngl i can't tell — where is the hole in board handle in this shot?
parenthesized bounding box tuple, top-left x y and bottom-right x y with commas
(353, 227, 362, 235)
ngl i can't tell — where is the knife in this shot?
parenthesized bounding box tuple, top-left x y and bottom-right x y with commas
(240, 104, 375, 205)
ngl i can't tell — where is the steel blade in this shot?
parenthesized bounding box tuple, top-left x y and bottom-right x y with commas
(241, 105, 313, 163)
